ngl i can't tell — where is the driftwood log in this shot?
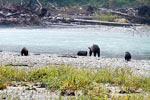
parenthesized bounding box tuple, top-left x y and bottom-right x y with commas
(56, 17, 140, 27)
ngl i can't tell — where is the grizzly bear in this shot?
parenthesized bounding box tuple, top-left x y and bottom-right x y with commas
(77, 51, 87, 56)
(88, 44, 100, 57)
(21, 47, 28, 56)
(125, 52, 131, 61)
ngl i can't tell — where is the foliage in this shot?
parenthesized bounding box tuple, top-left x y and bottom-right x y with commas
(111, 94, 150, 100)
(0, 66, 27, 81)
(0, 65, 150, 99)
(94, 12, 117, 22)
(2, 0, 150, 8)
(0, 75, 8, 90)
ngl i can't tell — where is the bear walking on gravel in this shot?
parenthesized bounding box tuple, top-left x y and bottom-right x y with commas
(88, 44, 100, 57)
(21, 47, 29, 56)
(125, 52, 131, 61)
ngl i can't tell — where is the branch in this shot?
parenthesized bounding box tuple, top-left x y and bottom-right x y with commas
(27, 0, 33, 7)
(0, 0, 3, 8)
(36, 0, 42, 9)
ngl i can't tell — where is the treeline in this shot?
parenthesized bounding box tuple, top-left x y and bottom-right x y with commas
(1, 0, 150, 8)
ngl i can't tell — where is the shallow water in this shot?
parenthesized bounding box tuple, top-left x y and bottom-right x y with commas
(0, 25, 150, 59)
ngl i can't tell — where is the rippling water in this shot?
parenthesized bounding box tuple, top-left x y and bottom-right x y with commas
(0, 25, 150, 59)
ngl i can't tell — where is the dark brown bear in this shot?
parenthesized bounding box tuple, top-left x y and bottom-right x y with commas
(88, 44, 100, 57)
(77, 51, 87, 56)
(21, 47, 28, 56)
(125, 52, 131, 61)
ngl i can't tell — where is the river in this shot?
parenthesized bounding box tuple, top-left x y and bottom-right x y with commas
(0, 25, 150, 60)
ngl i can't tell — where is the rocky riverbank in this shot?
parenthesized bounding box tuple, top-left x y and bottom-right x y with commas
(0, 52, 150, 100)
(0, 52, 150, 76)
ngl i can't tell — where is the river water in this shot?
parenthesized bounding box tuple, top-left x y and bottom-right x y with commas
(0, 25, 150, 60)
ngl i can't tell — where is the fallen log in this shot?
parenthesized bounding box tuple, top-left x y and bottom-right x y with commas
(9, 64, 28, 66)
(0, 18, 22, 25)
(62, 15, 94, 20)
(57, 17, 140, 27)
(6, 12, 21, 17)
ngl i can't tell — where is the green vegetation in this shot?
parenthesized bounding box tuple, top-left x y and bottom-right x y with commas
(114, 18, 129, 23)
(94, 12, 117, 22)
(0, 65, 150, 99)
(0, 76, 8, 90)
(2, 0, 150, 8)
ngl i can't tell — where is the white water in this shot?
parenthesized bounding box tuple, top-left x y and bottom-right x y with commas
(0, 25, 150, 59)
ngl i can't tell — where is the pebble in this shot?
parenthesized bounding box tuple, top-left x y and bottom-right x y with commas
(0, 52, 150, 76)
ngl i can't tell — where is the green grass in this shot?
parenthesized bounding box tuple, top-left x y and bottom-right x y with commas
(94, 12, 118, 22)
(0, 65, 150, 99)
(0, 75, 8, 90)
(94, 12, 129, 23)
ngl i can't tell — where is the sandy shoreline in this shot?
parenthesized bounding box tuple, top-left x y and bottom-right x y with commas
(0, 51, 150, 76)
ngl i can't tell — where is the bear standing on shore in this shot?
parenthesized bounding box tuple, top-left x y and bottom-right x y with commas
(88, 44, 100, 57)
(21, 47, 28, 56)
(125, 52, 131, 61)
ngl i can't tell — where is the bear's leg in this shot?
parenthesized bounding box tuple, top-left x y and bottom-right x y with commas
(89, 50, 92, 56)
(98, 50, 100, 57)
(94, 52, 96, 57)
(25, 51, 28, 56)
(21, 52, 23, 56)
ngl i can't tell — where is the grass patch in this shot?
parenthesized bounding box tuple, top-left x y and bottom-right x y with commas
(114, 18, 129, 23)
(0, 65, 150, 99)
(94, 12, 129, 23)
(0, 75, 8, 90)
(94, 12, 117, 22)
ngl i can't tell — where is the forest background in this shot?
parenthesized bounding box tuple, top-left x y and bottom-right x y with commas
(1, 0, 150, 8)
